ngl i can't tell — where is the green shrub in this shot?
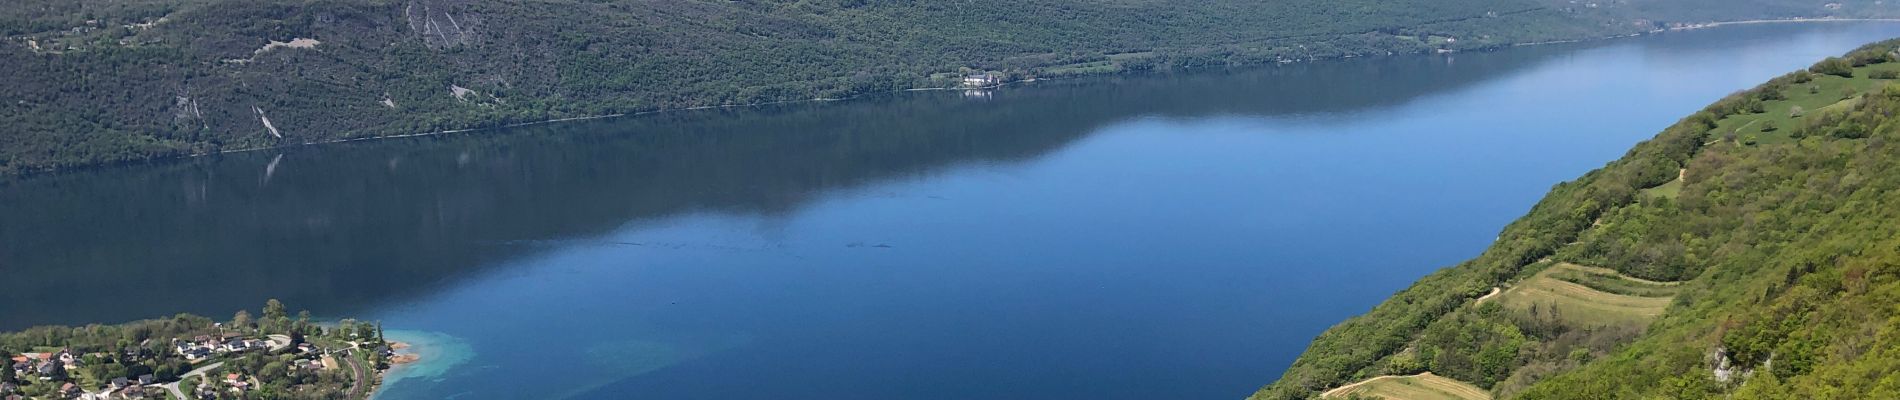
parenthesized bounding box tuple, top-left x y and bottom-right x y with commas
(1810, 57, 1854, 78)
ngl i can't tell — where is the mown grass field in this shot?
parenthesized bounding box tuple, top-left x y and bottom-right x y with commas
(1638, 169, 1683, 200)
(1323, 372, 1492, 400)
(1494, 263, 1678, 328)
(1711, 61, 1900, 146)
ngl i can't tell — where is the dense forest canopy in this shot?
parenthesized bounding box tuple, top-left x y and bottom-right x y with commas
(1260, 39, 1900, 399)
(1, 0, 1897, 175)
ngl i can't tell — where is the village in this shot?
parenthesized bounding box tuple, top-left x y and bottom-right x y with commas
(0, 303, 397, 400)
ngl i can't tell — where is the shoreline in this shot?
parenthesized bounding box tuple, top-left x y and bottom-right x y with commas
(370, 330, 476, 400)
(1665, 17, 1900, 31)
(388, 340, 421, 365)
(12, 18, 1900, 178)
(208, 20, 1900, 156)
(196, 82, 1024, 159)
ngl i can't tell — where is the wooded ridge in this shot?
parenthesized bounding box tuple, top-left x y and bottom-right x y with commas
(3, 0, 1897, 175)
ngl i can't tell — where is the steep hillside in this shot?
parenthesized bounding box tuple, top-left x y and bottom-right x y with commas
(2, 0, 1896, 175)
(1258, 39, 1900, 399)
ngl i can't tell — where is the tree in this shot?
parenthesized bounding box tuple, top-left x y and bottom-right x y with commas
(335, 319, 357, 339)
(353, 322, 376, 342)
(295, 310, 312, 335)
(1810, 57, 1854, 78)
(232, 310, 252, 332)
(263, 299, 288, 334)
(1790, 105, 1805, 118)
(261, 361, 288, 381)
(263, 299, 286, 322)
(43, 359, 67, 381)
(0, 356, 15, 384)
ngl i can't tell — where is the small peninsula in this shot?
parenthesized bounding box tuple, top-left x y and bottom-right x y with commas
(0, 300, 407, 400)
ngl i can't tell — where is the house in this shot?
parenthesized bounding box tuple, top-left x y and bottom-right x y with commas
(120, 385, 147, 399)
(59, 382, 79, 397)
(111, 377, 128, 389)
(138, 374, 157, 385)
(963, 73, 999, 87)
(181, 347, 211, 361)
(192, 384, 218, 399)
(37, 359, 62, 376)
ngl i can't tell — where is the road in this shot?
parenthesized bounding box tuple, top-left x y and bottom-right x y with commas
(150, 337, 322, 400)
(267, 335, 292, 351)
(159, 361, 225, 400)
(340, 350, 370, 400)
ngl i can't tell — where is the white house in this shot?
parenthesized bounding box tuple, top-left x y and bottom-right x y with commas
(963, 73, 998, 87)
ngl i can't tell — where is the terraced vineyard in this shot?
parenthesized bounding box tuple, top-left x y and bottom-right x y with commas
(1323, 372, 1493, 400)
(1493, 263, 1679, 328)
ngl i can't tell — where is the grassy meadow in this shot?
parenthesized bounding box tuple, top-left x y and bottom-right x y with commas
(1709, 60, 1900, 146)
(1494, 263, 1679, 328)
(1325, 373, 1493, 400)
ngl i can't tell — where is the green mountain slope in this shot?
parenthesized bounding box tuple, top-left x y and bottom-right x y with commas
(1258, 39, 1900, 399)
(2, 0, 1896, 175)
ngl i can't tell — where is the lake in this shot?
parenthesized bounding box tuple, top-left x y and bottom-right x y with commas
(4, 22, 1899, 400)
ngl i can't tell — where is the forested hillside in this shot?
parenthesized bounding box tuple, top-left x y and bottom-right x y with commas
(2, 0, 1896, 175)
(1258, 40, 1900, 399)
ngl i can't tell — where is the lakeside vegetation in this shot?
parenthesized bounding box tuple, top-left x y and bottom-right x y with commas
(1258, 39, 1900, 399)
(0, 300, 395, 400)
(3, 0, 1899, 175)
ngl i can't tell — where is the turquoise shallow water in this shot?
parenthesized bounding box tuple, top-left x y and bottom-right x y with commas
(375, 330, 475, 398)
(6, 22, 1900, 400)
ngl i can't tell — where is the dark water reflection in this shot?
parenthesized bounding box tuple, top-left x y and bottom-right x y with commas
(2, 41, 1550, 325)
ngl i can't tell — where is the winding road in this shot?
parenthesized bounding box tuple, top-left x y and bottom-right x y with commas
(159, 361, 225, 400)
(157, 336, 289, 399)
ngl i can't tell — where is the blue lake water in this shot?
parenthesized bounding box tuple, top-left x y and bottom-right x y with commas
(5, 22, 1900, 400)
